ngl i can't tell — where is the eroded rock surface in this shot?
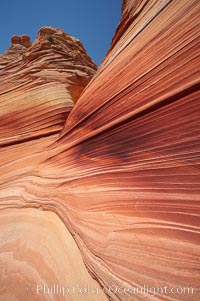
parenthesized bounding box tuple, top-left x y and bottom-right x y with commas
(0, 26, 96, 146)
(0, 1, 200, 301)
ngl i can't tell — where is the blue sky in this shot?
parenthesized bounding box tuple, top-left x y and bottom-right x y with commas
(0, 0, 122, 65)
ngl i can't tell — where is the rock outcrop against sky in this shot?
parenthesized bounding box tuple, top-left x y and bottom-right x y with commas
(0, 26, 96, 147)
(0, 1, 200, 301)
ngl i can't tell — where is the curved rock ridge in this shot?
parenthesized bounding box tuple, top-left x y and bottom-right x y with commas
(45, 0, 199, 300)
(0, 1, 200, 301)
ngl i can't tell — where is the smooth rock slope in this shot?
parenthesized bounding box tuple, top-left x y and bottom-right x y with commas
(0, 1, 200, 300)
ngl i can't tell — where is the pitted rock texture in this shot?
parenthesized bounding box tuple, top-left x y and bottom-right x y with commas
(0, 1, 200, 301)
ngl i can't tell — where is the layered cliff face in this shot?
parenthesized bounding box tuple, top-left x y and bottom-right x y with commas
(0, 1, 200, 301)
(0, 28, 100, 301)
(0, 26, 96, 147)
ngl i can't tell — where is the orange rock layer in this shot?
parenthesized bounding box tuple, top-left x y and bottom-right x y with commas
(0, 1, 200, 301)
(0, 26, 96, 146)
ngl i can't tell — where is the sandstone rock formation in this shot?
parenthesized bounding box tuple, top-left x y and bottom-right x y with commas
(0, 26, 96, 146)
(0, 1, 200, 301)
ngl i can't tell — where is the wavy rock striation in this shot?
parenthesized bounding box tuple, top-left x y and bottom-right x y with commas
(0, 26, 96, 147)
(0, 1, 200, 301)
